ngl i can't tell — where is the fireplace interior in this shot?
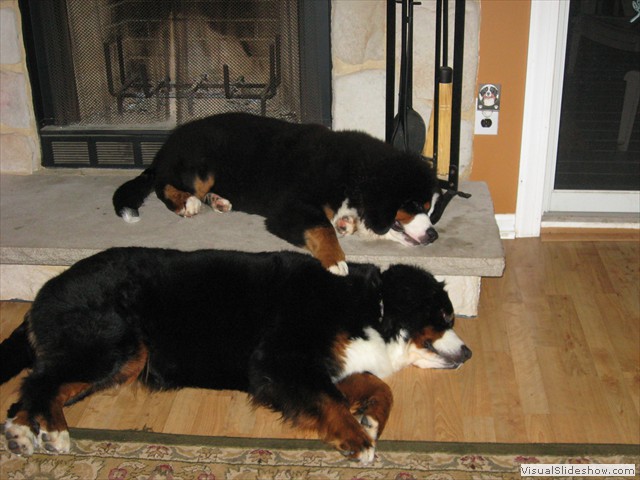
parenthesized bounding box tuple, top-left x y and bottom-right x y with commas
(19, 0, 331, 167)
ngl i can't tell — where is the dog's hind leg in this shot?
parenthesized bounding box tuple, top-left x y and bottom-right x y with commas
(336, 372, 393, 443)
(4, 345, 148, 456)
(4, 375, 92, 455)
(157, 174, 216, 218)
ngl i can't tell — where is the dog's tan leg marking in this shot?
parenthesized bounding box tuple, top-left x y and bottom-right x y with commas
(163, 185, 196, 216)
(336, 372, 393, 442)
(113, 344, 148, 385)
(296, 394, 375, 464)
(304, 226, 348, 276)
(193, 175, 215, 200)
(41, 382, 94, 453)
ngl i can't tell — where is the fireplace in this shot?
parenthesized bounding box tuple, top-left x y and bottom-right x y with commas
(19, 0, 331, 168)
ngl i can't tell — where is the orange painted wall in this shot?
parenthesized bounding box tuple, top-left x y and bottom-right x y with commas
(471, 0, 531, 214)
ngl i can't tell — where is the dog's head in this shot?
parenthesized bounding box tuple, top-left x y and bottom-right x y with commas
(359, 152, 440, 247)
(380, 264, 471, 369)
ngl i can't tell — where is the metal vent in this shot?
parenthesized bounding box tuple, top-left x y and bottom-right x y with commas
(51, 141, 90, 165)
(96, 141, 135, 165)
(140, 142, 164, 165)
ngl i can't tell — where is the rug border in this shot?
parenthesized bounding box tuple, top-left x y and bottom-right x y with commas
(69, 427, 640, 457)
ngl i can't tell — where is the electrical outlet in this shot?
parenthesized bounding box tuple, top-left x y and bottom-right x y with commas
(475, 83, 500, 135)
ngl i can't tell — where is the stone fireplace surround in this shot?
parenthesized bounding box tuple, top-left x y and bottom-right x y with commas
(1, 0, 480, 174)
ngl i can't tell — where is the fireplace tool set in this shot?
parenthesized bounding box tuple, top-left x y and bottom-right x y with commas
(386, 0, 470, 223)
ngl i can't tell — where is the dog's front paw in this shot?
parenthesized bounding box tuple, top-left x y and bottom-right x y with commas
(335, 216, 357, 236)
(40, 429, 70, 454)
(337, 431, 375, 465)
(356, 445, 376, 465)
(4, 418, 37, 456)
(179, 196, 202, 217)
(328, 261, 349, 276)
(204, 193, 232, 213)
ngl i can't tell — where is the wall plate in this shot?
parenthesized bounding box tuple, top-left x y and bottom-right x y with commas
(475, 83, 501, 135)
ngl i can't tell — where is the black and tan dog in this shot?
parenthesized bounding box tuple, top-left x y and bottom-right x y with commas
(113, 113, 439, 275)
(1, 248, 470, 463)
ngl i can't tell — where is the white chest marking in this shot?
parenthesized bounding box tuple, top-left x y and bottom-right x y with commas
(335, 327, 411, 381)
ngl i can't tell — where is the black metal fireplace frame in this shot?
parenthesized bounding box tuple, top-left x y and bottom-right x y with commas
(18, 0, 332, 168)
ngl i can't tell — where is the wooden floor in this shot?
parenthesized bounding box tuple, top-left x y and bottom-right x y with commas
(1, 239, 638, 444)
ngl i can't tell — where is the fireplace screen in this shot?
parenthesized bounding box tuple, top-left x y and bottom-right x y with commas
(21, 0, 331, 167)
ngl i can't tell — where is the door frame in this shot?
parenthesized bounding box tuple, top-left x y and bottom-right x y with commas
(515, 0, 639, 238)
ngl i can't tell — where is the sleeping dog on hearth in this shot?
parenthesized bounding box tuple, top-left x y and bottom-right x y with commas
(112, 113, 440, 275)
(1, 248, 471, 463)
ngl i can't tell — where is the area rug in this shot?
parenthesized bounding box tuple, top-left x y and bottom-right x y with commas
(1, 427, 638, 480)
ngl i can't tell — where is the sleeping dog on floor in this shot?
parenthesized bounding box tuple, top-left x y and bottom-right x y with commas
(1, 248, 470, 463)
(112, 113, 439, 275)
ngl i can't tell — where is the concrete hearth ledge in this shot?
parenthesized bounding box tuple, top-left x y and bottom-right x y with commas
(0, 172, 505, 314)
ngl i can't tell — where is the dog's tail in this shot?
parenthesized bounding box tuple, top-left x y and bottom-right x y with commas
(0, 316, 34, 384)
(112, 167, 156, 223)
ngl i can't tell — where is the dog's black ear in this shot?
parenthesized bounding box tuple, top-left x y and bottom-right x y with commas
(381, 266, 417, 313)
(381, 264, 440, 314)
(361, 195, 398, 235)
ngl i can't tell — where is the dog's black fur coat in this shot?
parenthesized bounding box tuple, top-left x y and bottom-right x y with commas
(1, 248, 470, 461)
(113, 113, 439, 272)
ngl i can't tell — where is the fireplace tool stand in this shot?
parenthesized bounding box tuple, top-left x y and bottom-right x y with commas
(385, 0, 470, 224)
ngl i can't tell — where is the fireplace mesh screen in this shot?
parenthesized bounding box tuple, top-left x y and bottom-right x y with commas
(58, 0, 300, 128)
(23, 0, 330, 167)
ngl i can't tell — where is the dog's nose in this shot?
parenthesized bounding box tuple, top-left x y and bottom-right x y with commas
(460, 345, 472, 362)
(426, 227, 438, 243)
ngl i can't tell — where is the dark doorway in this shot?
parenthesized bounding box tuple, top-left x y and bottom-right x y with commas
(555, 0, 640, 191)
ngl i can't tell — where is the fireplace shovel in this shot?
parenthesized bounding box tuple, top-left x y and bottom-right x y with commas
(391, 0, 426, 155)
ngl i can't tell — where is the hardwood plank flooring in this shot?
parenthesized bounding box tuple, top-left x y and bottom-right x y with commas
(1, 239, 638, 444)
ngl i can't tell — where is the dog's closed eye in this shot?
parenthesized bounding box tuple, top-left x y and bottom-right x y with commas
(423, 340, 437, 353)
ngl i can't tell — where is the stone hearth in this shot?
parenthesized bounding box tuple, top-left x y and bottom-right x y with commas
(0, 172, 504, 316)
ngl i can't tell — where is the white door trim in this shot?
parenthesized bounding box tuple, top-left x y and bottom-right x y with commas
(515, 0, 568, 237)
(517, 1, 639, 236)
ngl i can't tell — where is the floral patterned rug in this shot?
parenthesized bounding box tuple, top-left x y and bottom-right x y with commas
(1, 427, 638, 480)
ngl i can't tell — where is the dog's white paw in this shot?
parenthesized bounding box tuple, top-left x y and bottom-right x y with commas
(335, 216, 357, 236)
(4, 418, 37, 456)
(204, 193, 232, 213)
(40, 429, 70, 454)
(328, 261, 349, 276)
(120, 208, 141, 223)
(356, 445, 376, 465)
(180, 196, 202, 217)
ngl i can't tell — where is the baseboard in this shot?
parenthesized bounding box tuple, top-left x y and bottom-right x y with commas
(541, 228, 640, 242)
(495, 214, 516, 239)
